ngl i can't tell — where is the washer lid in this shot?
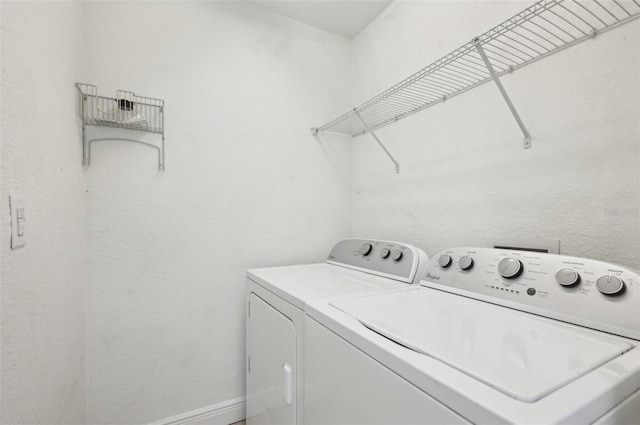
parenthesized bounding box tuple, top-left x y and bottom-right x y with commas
(331, 288, 634, 402)
(248, 264, 407, 310)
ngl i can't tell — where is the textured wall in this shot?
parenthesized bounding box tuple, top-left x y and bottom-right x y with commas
(81, 2, 351, 423)
(4, 2, 637, 424)
(349, 1, 640, 270)
(0, 1, 87, 423)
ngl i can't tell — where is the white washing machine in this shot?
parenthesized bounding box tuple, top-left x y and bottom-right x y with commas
(306, 247, 640, 424)
(245, 238, 428, 425)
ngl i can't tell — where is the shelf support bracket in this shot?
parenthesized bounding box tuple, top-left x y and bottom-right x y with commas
(81, 126, 165, 171)
(354, 110, 400, 174)
(474, 39, 531, 149)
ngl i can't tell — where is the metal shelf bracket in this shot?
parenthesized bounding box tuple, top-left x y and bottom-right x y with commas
(473, 38, 531, 149)
(76, 83, 166, 170)
(82, 130, 165, 171)
(354, 110, 400, 174)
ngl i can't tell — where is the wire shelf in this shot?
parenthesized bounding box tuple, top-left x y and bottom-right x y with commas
(76, 83, 165, 170)
(77, 83, 164, 133)
(313, 0, 640, 137)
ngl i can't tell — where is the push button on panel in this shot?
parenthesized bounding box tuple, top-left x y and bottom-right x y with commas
(439, 255, 452, 268)
(596, 275, 625, 296)
(527, 288, 536, 296)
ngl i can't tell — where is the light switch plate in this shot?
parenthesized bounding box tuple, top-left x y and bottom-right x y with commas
(10, 195, 26, 249)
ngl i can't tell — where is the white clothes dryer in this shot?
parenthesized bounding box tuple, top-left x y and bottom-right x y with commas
(245, 238, 428, 425)
(306, 247, 640, 424)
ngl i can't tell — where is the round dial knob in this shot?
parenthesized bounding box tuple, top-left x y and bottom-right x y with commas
(596, 275, 625, 296)
(498, 258, 523, 279)
(555, 268, 580, 287)
(392, 250, 403, 262)
(359, 243, 373, 256)
(438, 255, 452, 268)
(459, 256, 474, 271)
(380, 248, 391, 259)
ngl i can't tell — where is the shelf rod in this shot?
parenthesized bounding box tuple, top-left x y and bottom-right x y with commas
(473, 38, 531, 149)
(355, 110, 400, 174)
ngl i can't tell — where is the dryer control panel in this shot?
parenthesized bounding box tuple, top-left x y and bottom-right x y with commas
(327, 239, 428, 284)
(422, 248, 640, 340)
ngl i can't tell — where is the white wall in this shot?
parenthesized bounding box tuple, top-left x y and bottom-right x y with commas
(2, 1, 638, 424)
(349, 1, 640, 270)
(81, 2, 351, 423)
(0, 1, 87, 423)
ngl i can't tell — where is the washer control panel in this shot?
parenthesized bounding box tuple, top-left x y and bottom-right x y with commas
(422, 248, 640, 340)
(327, 239, 428, 284)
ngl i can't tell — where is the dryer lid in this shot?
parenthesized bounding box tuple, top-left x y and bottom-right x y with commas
(331, 288, 633, 402)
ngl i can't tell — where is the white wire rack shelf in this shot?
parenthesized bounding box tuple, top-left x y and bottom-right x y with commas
(311, 0, 640, 172)
(76, 83, 165, 170)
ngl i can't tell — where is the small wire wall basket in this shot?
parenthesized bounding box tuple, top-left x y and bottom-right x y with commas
(76, 83, 165, 170)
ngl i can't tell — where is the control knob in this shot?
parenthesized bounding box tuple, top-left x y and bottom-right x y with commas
(596, 275, 625, 296)
(498, 257, 523, 279)
(360, 243, 373, 257)
(439, 255, 452, 268)
(380, 248, 391, 259)
(555, 268, 580, 287)
(459, 256, 474, 271)
(392, 250, 403, 262)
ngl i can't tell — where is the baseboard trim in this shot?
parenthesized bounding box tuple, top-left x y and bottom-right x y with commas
(152, 396, 245, 425)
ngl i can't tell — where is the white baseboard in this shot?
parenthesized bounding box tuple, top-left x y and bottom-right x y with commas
(152, 397, 245, 425)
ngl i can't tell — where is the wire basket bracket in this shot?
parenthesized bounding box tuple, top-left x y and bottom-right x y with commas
(76, 83, 166, 170)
